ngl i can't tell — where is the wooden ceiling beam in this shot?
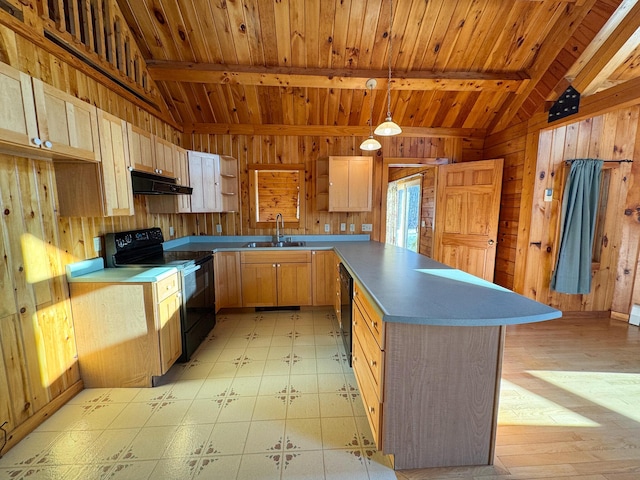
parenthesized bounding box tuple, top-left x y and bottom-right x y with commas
(185, 123, 486, 139)
(568, 0, 640, 96)
(147, 61, 529, 93)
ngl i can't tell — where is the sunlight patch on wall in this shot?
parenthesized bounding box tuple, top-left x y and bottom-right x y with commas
(21, 233, 77, 284)
(498, 379, 600, 427)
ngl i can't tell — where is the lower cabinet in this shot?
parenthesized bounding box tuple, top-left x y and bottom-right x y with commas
(68, 272, 182, 387)
(352, 280, 385, 448)
(240, 251, 312, 307)
(351, 278, 504, 470)
(311, 250, 337, 306)
(214, 251, 243, 311)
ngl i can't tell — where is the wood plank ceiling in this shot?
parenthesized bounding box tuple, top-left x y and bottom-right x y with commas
(115, 0, 640, 136)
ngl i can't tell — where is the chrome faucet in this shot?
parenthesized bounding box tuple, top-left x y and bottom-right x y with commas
(275, 213, 284, 242)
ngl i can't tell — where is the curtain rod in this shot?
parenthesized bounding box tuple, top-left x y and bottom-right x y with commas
(564, 159, 633, 164)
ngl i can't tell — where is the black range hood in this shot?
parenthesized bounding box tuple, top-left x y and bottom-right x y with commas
(131, 170, 192, 195)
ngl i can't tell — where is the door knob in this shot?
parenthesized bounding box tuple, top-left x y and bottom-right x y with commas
(488, 239, 495, 245)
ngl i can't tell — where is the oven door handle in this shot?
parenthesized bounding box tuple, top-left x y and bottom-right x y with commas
(182, 264, 202, 276)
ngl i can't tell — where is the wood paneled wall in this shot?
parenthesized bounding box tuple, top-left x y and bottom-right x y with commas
(183, 135, 466, 240)
(485, 110, 640, 315)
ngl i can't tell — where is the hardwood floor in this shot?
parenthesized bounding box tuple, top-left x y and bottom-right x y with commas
(396, 313, 640, 480)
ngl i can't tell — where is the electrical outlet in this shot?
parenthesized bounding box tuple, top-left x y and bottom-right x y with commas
(216, 224, 222, 233)
(324, 224, 330, 233)
(349, 223, 355, 232)
(169, 226, 174, 236)
(93, 237, 101, 252)
(340, 223, 346, 231)
(544, 188, 553, 202)
(362, 224, 373, 232)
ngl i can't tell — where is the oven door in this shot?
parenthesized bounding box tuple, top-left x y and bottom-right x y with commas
(179, 256, 215, 361)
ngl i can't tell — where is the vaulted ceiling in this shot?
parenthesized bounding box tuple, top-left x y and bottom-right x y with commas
(115, 0, 640, 136)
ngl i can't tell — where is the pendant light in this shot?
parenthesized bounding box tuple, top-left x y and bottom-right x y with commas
(374, 0, 402, 136)
(360, 79, 382, 151)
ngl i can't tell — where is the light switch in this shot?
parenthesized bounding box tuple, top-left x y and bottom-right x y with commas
(544, 188, 553, 202)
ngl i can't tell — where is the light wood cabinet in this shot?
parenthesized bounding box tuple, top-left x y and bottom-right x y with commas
(0, 61, 39, 153)
(68, 272, 182, 387)
(54, 109, 134, 217)
(214, 251, 243, 311)
(32, 78, 101, 162)
(147, 146, 192, 214)
(0, 62, 100, 161)
(153, 135, 177, 178)
(316, 156, 373, 211)
(352, 281, 385, 447)
(188, 151, 239, 213)
(220, 154, 240, 211)
(312, 250, 336, 306)
(127, 123, 154, 174)
(351, 278, 504, 470)
(241, 250, 312, 307)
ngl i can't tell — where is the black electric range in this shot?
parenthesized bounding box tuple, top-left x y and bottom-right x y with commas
(105, 228, 215, 362)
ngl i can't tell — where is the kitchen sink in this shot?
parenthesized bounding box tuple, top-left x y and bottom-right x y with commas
(243, 241, 306, 248)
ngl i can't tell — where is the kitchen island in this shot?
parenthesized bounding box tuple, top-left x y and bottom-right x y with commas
(165, 236, 560, 469)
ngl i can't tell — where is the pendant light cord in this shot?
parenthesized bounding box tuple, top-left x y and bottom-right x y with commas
(386, 0, 393, 119)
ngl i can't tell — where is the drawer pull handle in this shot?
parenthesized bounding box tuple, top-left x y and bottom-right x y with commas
(369, 406, 375, 414)
(370, 359, 376, 367)
(371, 320, 377, 329)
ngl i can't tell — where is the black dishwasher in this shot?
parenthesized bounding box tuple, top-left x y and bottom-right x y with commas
(339, 263, 353, 367)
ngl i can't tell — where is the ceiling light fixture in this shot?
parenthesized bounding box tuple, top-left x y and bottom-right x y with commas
(374, 0, 402, 137)
(360, 79, 382, 151)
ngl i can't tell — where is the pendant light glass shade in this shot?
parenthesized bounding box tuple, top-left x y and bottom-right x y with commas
(374, 117, 402, 136)
(360, 78, 382, 151)
(360, 136, 382, 151)
(375, 0, 401, 137)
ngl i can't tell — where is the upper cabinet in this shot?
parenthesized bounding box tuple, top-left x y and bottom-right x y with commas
(32, 79, 101, 162)
(317, 156, 373, 212)
(147, 146, 192, 214)
(0, 62, 39, 151)
(55, 109, 134, 217)
(0, 62, 100, 161)
(188, 151, 239, 213)
(127, 123, 154, 173)
(153, 135, 177, 178)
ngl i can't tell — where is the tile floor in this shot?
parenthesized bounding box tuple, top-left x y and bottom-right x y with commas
(0, 308, 396, 480)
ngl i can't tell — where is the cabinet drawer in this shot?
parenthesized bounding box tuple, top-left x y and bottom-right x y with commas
(353, 335, 383, 448)
(354, 282, 384, 348)
(241, 250, 311, 264)
(155, 273, 180, 301)
(353, 303, 384, 394)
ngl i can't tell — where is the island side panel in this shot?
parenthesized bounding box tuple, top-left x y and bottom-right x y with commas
(382, 323, 503, 469)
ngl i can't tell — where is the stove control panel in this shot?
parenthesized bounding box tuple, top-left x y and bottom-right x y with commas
(105, 227, 165, 267)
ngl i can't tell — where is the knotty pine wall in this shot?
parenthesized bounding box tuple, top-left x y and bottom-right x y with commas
(182, 134, 476, 240)
(485, 110, 640, 316)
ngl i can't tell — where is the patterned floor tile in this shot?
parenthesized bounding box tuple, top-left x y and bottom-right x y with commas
(323, 448, 370, 480)
(243, 420, 287, 454)
(320, 417, 360, 449)
(192, 455, 242, 479)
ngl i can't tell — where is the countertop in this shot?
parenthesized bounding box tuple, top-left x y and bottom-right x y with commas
(164, 236, 561, 327)
(66, 258, 178, 283)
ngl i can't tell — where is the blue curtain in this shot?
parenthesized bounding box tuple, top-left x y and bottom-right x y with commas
(550, 159, 603, 294)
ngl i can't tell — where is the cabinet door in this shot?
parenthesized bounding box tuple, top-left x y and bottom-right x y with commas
(189, 151, 221, 212)
(175, 146, 191, 213)
(312, 251, 336, 306)
(214, 251, 243, 311)
(241, 263, 277, 307)
(153, 135, 176, 178)
(31, 78, 101, 161)
(277, 262, 312, 306)
(348, 157, 373, 211)
(98, 110, 134, 216)
(328, 157, 350, 211)
(157, 291, 182, 374)
(127, 123, 154, 173)
(0, 62, 39, 150)
(334, 257, 341, 322)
